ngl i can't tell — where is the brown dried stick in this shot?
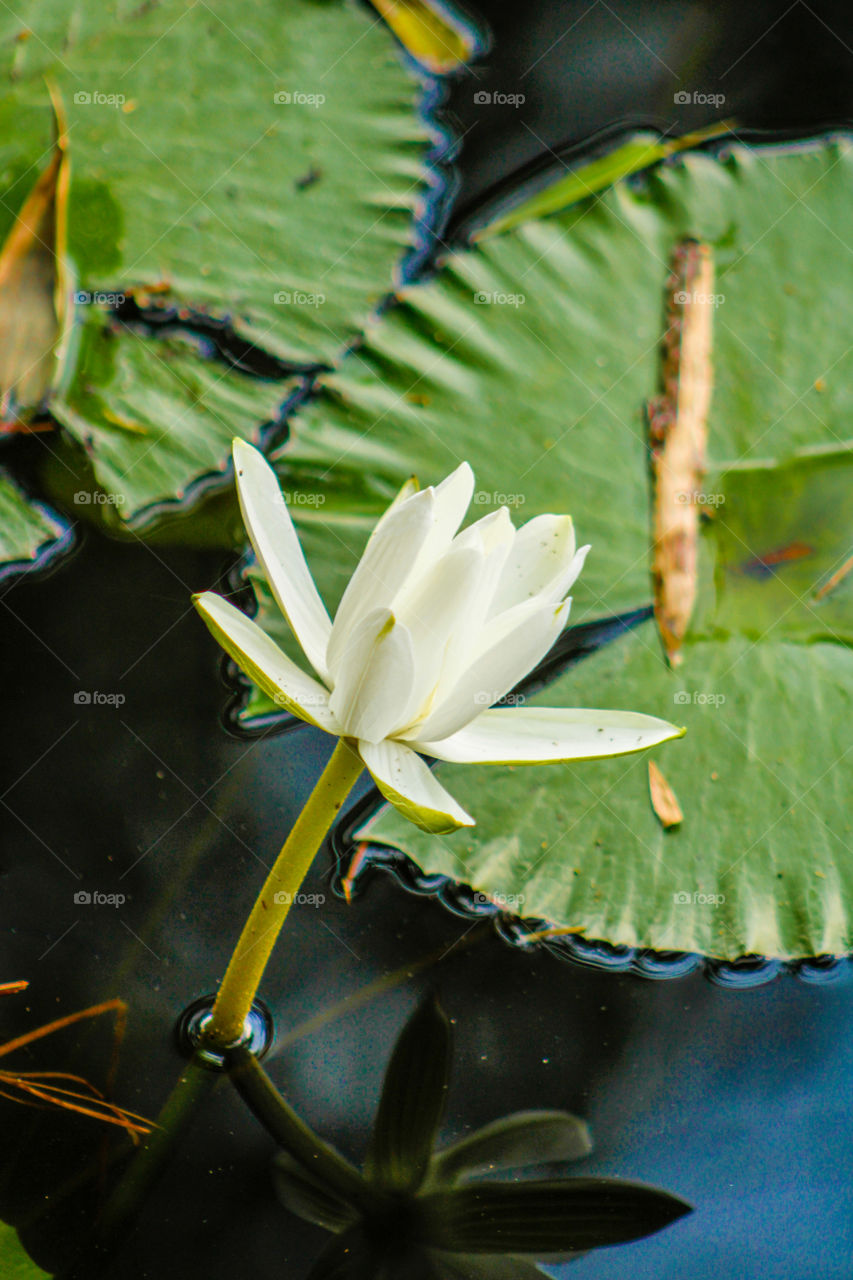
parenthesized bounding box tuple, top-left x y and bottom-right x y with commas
(648, 240, 715, 666)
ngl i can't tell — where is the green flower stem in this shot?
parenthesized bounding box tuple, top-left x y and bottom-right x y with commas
(204, 738, 363, 1047)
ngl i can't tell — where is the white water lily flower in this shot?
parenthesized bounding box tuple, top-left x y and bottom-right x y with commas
(194, 441, 684, 834)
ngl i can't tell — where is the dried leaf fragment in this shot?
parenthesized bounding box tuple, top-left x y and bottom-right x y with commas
(738, 540, 813, 579)
(0, 86, 71, 426)
(648, 760, 683, 829)
(648, 239, 715, 666)
(813, 551, 853, 601)
(367, 0, 476, 73)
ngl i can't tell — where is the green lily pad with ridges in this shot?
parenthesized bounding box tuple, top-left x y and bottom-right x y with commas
(258, 140, 853, 957)
(364, 626, 853, 958)
(45, 312, 288, 522)
(0, 472, 65, 569)
(0, 0, 430, 536)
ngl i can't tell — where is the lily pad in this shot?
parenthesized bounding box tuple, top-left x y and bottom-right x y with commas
(0, 1221, 50, 1278)
(0, 472, 67, 572)
(43, 311, 287, 523)
(364, 626, 853, 959)
(258, 139, 853, 958)
(0, 0, 430, 533)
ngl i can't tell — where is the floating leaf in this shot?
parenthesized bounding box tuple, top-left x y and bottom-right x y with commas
(260, 140, 853, 958)
(0, 473, 66, 570)
(0, 0, 431, 542)
(365, 623, 853, 958)
(0, 0, 429, 368)
(45, 311, 287, 523)
(0, 1222, 50, 1279)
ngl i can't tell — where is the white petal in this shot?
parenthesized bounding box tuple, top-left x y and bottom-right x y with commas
(193, 592, 339, 732)
(489, 515, 584, 616)
(392, 460, 476, 596)
(451, 503, 515, 557)
(436, 511, 515, 698)
(413, 706, 686, 763)
(386, 474, 420, 509)
(400, 461, 476, 585)
(394, 543, 485, 727)
(410, 598, 571, 743)
(232, 440, 332, 682)
(327, 463, 474, 678)
(359, 739, 474, 833)
(326, 489, 436, 676)
(328, 609, 415, 743)
(560, 543, 591, 597)
(428, 462, 476, 549)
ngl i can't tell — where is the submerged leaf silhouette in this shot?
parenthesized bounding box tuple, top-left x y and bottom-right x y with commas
(423, 1179, 690, 1253)
(365, 995, 451, 1192)
(427, 1110, 592, 1187)
(229, 997, 691, 1278)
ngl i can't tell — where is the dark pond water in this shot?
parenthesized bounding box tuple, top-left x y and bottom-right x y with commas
(2, 2, 853, 1277)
